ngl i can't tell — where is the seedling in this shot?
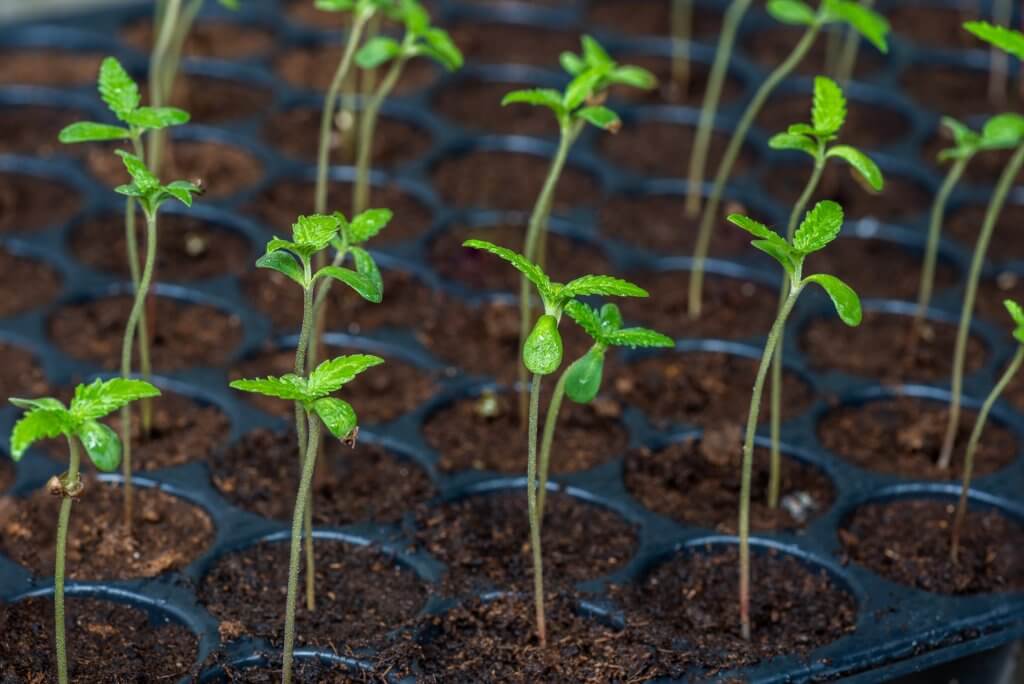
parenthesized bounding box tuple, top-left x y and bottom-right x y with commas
(8, 378, 161, 684)
(462, 238, 649, 648)
(687, 0, 889, 319)
(950, 300, 1024, 562)
(670, 0, 693, 97)
(764, 75, 882, 508)
(832, 0, 876, 84)
(503, 35, 655, 420)
(729, 200, 862, 640)
(230, 354, 383, 684)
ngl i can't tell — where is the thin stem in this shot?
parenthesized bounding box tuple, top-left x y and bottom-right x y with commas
(353, 55, 406, 214)
(938, 143, 1024, 469)
(834, 0, 874, 83)
(128, 136, 153, 435)
(670, 0, 693, 97)
(295, 282, 316, 611)
(282, 413, 322, 684)
(537, 365, 569, 519)
(951, 345, 1024, 562)
(53, 437, 81, 684)
(305, 236, 350, 379)
(527, 373, 547, 647)
(684, 0, 753, 218)
(988, 0, 1012, 105)
(688, 21, 821, 319)
(740, 281, 803, 641)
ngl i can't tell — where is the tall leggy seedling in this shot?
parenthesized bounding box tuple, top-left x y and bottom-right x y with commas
(9, 378, 161, 684)
(463, 238, 650, 647)
(729, 200, 862, 640)
(231, 354, 383, 684)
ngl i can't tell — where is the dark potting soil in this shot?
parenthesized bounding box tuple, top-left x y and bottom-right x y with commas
(887, 4, 984, 50)
(274, 44, 438, 96)
(801, 310, 987, 383)
(198, 540, 428, 651)
(0, 104, 85, 157)
(212, 660, 370, 683)
(900, 63, 1015, 121)
(757, 93, 911, 151)
(605, 53, 745, 107)
(598, 120, 757, 179)
(977, 272, 1024, 335)
(230, 346, 439, 424)
(744, 25, 885, 80)
(262, 106, 431, 168)
(946, 203, 1024, 266)
(413, 489, 638, 594)
(0, 458, 13, 494)
(0, 49, 105, 86)
(921, 133, 1020, 187)
(624, 429, 835, 532)
(70, 211, 253, 281)
(586, 0, 723, 40)
(448, 21, 579, 67)
(839, 498, 1024, 594)
(433, 78, 561, 137)
(428, 221, 611, 292)
(121, 18, 276, 59)
(0, 479, 213, 580)
(431, 149, 601, 212)
(243, 179, 431, 245)
(613, 351, 814, 431)
(0, 343, 49, 402)
(160, 73, 274, 124)
(0, 247, 61, 316)
(818, 396, 1018, 480)
(612, 546, 858, 680)
(283, 0, 350, 30)
(210, 428, 436, 525)
(0, 596, 198, 683)
(49, 295, 243, 371)
(422, 390, 628, 475)
(0, 172, 82, 233)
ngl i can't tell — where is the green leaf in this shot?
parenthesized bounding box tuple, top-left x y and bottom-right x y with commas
(293, 213, 341, 251)
(804, 273, 862, 326)
(826, 145, 883, 191)
(727, 213, 787, 245)
(563, 300, 604, 341)
(70, 378, 161, 421)
(1006, 299, 1024, 344)
(751, 239, 797, 276)
(218, 0, 241, 9)
(560, 51, 586, 76)
(462, 239, 551, 295)
(811, 76, 846, 136)
(98, 56, 140, 121)
(315, 0, 357, 11)
(10, 409, 73, 459)
(357, 36, 403, 69)
(793, 200, 843, 254)
(350, 247, 382, 299)
(980, 113, 1024, 150)
(160, 179, 201, 207)
(307, 354, 385, 396)
(230, 375, 309, 401)
(78, 420, 121, 472)
(599, 303, 623, 333)
(419, 28, 463, 71)
(605, 327, 675, 349)
(564, 348, 604, 404)
(576, 105, 621, 132)
(312, 397, 358, 439)
(257, 250, 305, 287)
(502, 88, 566, 117)
(315, 265, 381, 303)
(561, 274, 648, 298)
(766, 0, 818, 25)
(58, 121, 131, 144)
(523, 314, 563, 375)
(348, 208, 392, 244)
(941, 116, 981, 152)
(580, 35, 614, 71)
(563, 69, 603, 110)
(609, 65, 657, 90)
(823, 0, 890, 53)
(399, 0, 430, 34)
(115, 150, 158, 192)
(964, 21, 1024, 60)
(9, 397, 64, 412)
(114, 184, 145, 200)
(124, 106, 190, 130)
(769, 132, 817, 156)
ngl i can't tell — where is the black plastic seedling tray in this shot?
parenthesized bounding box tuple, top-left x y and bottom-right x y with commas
(1, 0, 1023, 681)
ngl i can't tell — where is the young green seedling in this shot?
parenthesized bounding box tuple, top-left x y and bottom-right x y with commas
(8, 378, 161, 684)
(687, 0, 889, 319)
(764, 75, 882, 508)
(832, 0, 876, 84)
(950, 300, 1024, 563)
(462, 238, 648, 648)
(230, 354, 383, 684)
(671, 0, 693, 97)
(58, 56, 190, 436)
(503, 35, 656, 421)
(729, 200, 862, 640)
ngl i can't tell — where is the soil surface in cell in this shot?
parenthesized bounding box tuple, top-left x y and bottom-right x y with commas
(0, 172, 81, 233)
(946, 203, 1024, 266)
(888, 4, 984, 50)
(0, 49, 104, 86)
(586, 0, 723, 40)
(746, 26, 884, 79)
(122, 18, 275, 59)
(599, 120, 757, 179)
(0, 343, 48, 403)
(448, 21, 578, 67)
(274, 44, 436, 95)
(922, 135, 1019, 187)
(159, 73, 273, 124)
(763, 166, 930, 223)
(901, 63, 1013, 120)
(0, 247, 61, 316)
(0, 105, 85, 157)
(208, 660, 368, 683)
(608, 53, 744, 107)
(0, 459, 13, 494)
(435, 78, 562, 136)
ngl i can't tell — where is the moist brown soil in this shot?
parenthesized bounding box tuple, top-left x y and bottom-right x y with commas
(611, 546, 857, 679)
(121, 18, 275, 59)
(423, 390, 628, 475)
(0, 458, 13, 494)
(0, 172, 82, 233)
(818, 396, 1018, 480)
(210, 428, 435, 524)
(613, 351, 814, 431)
(801, 311, 987, 383)
(598, 120, 757, 179)
(428, 221, 611, 291)
(448, 21, 579, 67)
(0, 105, 85, 157)
(977, 272, 1024, 335)
(284, 0, 351, 30)
(0, 596, 198, 683)
(0, 478, 213, 579)
(0, 343, 49, 402)
(0, 247, 61, 316)
(618, 271, 777, 340)
(263, 107, 431, 168)
(840, 498, 1024, 594)
(212, 660, 369, 683)
(431, 149, 600, 212)
(433, 78, 562, 137)
(762, 165, 931, 222)
(161, 73, 274, 124)
(0, 50, 105, 86)
(946, 203, 1024, 266)
(624, 430, 835, 532)
(414, 489, 638, 594)
(888, 4, 985, 50)
(586, 0, 723, 40)
(901, 64, 1018, 120)
(86, 138, 263, 199)
(70, 211, 252, 281)
(745, 25, 884, 79)
(274, 44, 437, 95)
(606, 53, 744, 107)
(198, 540, 428, 650)
(243, 179, 431, 245)
(757, 94, 910, 151)
(921, 133, 1020, 187)
(49, 295, 243, 371)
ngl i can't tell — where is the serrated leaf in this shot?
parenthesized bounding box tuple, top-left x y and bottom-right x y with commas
(823, 0, 890, 53)
(788, 123, 817, 136)
(826, 145, 883, 191)
(576, 105, 621, 132)
(315, 0, 357, 10)
(10, 409, 73, 459)
(751, 239, 797, 276)
(804, 273, 862, 325)
(78, 420, 121, 472)
(230, 375, 309, 401)
(563, 69, 603, 110)
(980, 113, 1024, 150)
(812, 76, 846, 136)
(964, 21, 1024, 60)
(605, 327, 675, 349)
(769, 132, 818, 156)
(766, 0, 817, 25)
(502, 88, 566, 117)
(70, 378, 161, 421)
(293, 213, 341, 250)
(124, 106, 190, 130)
(462, 239, 551, 294)
(350, 247, 382, 299)
(312, 397, 358, 439)
(609, 65, 657, 90)
(793, 200, 843, 254)
(1005, 299, 1024, 330)
(564, 348, 604, 404)
(561, 274, 648, 298)
(727, 213, 787, 245)
(581, 35, 614, 70)
(420, 28, 462, 71)
(98, 56, 139, 121)
(315, 265, 381, 302)
(10, 397, 65, 411)
(115, 150, 158, 192)
(257, 250, 305, 287)
(560, 51, 586, 76)
(357, 36, 403, 69)
(563, 300, 604, 341)
(348, 208, 392, 244)
(58, 121, 132, 144)
(114, 184, 145, 199)
(160, 179, 201, 208)
(307, 354, 385, 397)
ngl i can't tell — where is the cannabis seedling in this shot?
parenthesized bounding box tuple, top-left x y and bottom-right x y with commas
(231, 354, 383, 684)
(764, 75, 881, 507)
(463, 238, 649, 648)
(729, 200, 862, 640)
(9, 378, 161, 684)
(950, 300, 1024, 562)
(670, 0, 693, 97)
(687, 0, 889, 318)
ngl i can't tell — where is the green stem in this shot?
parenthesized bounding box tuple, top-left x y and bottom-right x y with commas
(282, 413, 322, 684)
(740, 280, 803, 641)
(834, 0, 874, 83)
(127, 136, 153, 435)
(295, 281, 316, 612)
(670, 0, 693, 97)
(688, 21, 821, 319)
(938, 143, 1024, 469)
(684, 0, 753, 218)
(305, 237, 350, 379)
(537, 365, 568, 520)
(951, 345, 1024, 562)
(353, 55, 406, 215)
(315, 10, 372, 215)
(988, 0, 1012, 104)
(53, 437, 81, 684)
(527, 373, 547, 647)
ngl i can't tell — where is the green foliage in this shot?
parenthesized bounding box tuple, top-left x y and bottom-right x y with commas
(70, 378, 162, 421)
(980, 113, 1024, 150)
(78, 421, 121, 472)
(561, 274, 648, 299)
(564, 349, 604, 403)
(306, 354, 385, 396)
(99, 56, 140, 121)
(228, 375, 309, 402)
(792, 199, 843, 253)
(1005, 299, 1024, 344)
(964, 21, 1024, 60)
(112, 151, 200, 215)
(823, 0, 890, 53)
(311, 397, 357, 439)
(767, 0, 817, 26)
(354, 0, 463, 72)
(58, 122, 132, 144)
(345, 208, 393, 244)
(811, 76, 846, 137)
(937, 117, 982, 162)
(461, 239, 552, 298)
(804, 274, 862, 325)
(825, 145, 883, 190)
(524, 314, 564, 375)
